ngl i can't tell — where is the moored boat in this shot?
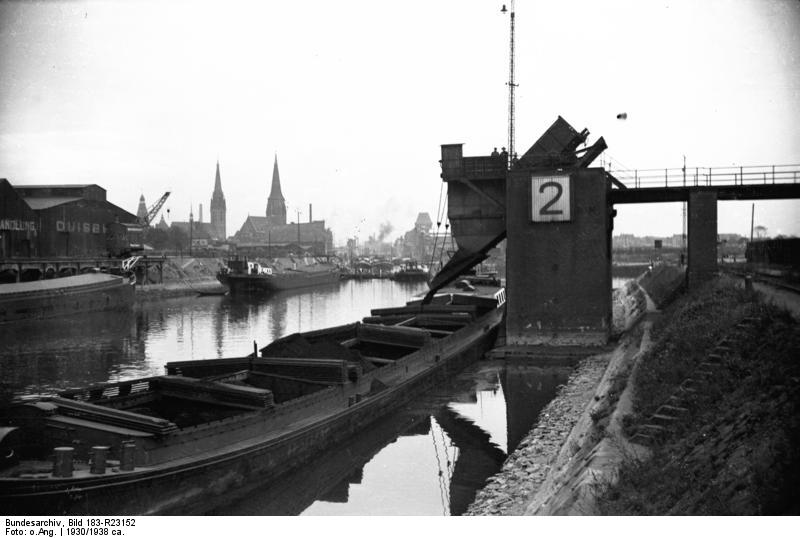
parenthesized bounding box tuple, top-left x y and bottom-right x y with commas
(391, 260, 430, 282)
(0, 280, 505, 515)
(0, 273, 135, 324)
(217, 255, 341, 294)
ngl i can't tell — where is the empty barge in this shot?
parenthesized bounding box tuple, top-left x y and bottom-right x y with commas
(0, 279, 505, 515)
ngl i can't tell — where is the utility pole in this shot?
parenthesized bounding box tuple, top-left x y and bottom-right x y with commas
(682, 155, 687, 263)
(502, 2, 517, 169)
(189, 206, 193, 256)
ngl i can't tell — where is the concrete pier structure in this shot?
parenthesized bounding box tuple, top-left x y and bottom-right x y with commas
(687, 190, 718, 289)
(505, 168, 612, 346)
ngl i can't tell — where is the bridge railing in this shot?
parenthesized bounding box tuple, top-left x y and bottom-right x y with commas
(609, 164, 800, 189)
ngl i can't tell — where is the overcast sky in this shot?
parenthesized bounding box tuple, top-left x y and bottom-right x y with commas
(1, 0, 798, 244)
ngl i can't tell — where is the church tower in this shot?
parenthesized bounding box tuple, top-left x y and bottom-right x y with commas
(210, 160, 227, 240)
(266, 154, 287, 226)
(136, 194, 148, 223)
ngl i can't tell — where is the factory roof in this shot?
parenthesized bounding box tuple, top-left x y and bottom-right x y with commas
(22, 197, 83, 209)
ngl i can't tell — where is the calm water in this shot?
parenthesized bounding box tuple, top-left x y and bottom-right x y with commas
(0, 279, 573, 515)
(0, 280, 426, 401)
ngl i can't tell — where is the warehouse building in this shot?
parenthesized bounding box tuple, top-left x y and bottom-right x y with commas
(0, 179, 138, 258)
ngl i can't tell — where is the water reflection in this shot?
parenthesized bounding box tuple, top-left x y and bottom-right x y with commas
(0, 278, 570, 515)
(0, 280, 428, 403)
(207, 359, 570, 516)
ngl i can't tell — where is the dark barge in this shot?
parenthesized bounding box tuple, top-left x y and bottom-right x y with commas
(217, 256, 341, 294)
(0, 280, 505, 515)
(0, 273, 135, 324)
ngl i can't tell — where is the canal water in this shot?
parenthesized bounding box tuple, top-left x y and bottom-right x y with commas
(0, 278, 627, 515)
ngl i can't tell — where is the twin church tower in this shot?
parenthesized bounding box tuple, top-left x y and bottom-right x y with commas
(207, 155, 287, 240)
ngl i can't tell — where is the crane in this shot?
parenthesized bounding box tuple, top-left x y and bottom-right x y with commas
(140, 191, 171, 226)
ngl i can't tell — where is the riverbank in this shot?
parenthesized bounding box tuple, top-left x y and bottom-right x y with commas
(135, 257, 227, 301)
(467, 265, 800, 515)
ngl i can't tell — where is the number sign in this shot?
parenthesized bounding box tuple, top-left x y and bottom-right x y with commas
(531, 175, 571, 222)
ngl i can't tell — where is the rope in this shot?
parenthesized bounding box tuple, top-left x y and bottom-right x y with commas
(429, 182, 446, 269)
(430, 420, 449, 515)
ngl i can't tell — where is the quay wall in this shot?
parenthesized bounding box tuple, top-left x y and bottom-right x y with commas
(466, 264, 684, 515)
(467, 269, 799, 515)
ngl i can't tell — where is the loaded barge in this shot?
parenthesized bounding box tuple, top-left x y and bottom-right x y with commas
(0, 279, 505, 515)
(0, 273, 135, 324)
(217, 256, 341, 294)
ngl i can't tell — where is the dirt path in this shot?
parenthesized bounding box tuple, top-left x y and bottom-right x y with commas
(752, 282, 800, 318)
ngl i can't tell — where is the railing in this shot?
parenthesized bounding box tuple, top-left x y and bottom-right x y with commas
(609, 164, 800, 189)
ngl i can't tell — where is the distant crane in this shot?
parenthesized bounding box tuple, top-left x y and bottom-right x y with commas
(139, 191, 171, 226)
(502, 1, 517, 168)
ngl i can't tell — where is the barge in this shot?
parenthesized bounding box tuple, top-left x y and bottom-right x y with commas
(217, 256, 341, 294)
(0, 273, 135, 324)
(0, 279, 505, 515)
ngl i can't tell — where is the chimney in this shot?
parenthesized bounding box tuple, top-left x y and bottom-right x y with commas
(199, 204, 203, 223)
(309, 204, 312, 223)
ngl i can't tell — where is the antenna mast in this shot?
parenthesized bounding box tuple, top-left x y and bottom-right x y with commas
(503, 2, 517, 168)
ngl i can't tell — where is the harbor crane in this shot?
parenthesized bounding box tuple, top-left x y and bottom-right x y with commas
(139, 191, 171, 226)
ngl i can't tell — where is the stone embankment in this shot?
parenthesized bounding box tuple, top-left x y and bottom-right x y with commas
(466, 264, 683, 516)
(135, 257, 226, 301)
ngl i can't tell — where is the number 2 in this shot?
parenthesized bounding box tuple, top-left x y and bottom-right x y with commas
(539, 181, 563, 215)
(531, 175, 570, 222)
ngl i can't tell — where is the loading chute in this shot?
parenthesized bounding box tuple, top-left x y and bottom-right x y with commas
(423, 116, 608, 303)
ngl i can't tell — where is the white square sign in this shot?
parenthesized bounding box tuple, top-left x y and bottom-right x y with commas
(531, 175, 571, 222)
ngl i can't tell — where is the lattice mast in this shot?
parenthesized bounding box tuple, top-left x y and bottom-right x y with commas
(502, 1, 517, 168)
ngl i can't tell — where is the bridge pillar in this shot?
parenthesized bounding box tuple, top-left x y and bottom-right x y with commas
(505, 168, 612, 346)
(687, 190, 718, 289)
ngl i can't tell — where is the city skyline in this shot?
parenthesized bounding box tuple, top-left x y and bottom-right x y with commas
(1, 0, 798, 245)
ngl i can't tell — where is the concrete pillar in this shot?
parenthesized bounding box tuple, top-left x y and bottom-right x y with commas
(687, 190, 718, 289)
(505, 168, 612, 347)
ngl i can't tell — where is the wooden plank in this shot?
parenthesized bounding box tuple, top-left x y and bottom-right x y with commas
(251, 357, 350, 384)
(369, 304, 478, 317)
(50, 397, 179, 435)
(157, 376, 274, 410)
(357, 323, 432, 349)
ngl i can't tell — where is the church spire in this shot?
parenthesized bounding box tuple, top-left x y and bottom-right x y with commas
(266, 154, 287, 225)
(213, 160, 223, 194)
(210, 159, 227, 240)
(136, 194, 148, 222)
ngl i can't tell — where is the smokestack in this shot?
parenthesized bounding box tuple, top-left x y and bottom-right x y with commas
(199, 203, 203, 223)
(309, 204, 312, 223)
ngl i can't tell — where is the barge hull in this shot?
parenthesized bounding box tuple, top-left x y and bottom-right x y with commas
(0, 274, 134, 324)
(1, 307, 502, 515)
(220, 270, 340, 293)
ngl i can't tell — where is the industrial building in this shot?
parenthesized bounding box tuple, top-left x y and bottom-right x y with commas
(0, 179, 138, 259)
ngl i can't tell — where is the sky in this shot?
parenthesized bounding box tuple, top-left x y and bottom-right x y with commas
(1, 0, 798, 245)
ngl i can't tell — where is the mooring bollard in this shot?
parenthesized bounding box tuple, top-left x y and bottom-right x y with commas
(120, 442, 136, 471)
(52, 447, 74, 477)
(90, 446, 109, 475)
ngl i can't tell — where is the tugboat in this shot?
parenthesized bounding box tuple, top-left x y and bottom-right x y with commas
(217, 255, 341, 294)
(391, 260, 430, 282)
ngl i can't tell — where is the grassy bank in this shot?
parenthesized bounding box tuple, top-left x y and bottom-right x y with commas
(598, 278, 800, 515)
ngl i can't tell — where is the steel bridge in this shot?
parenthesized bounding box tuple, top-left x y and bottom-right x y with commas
(609, 164, 800, 204)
